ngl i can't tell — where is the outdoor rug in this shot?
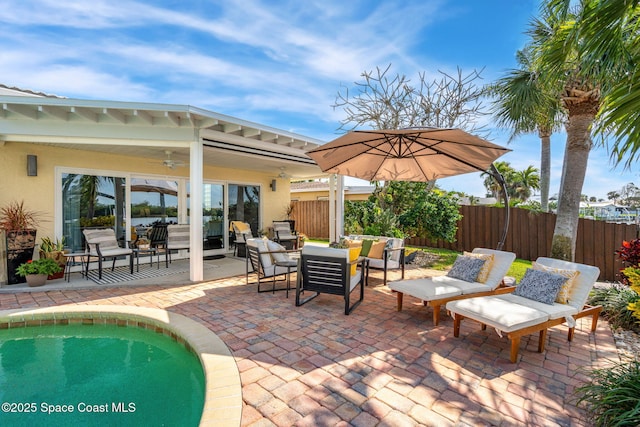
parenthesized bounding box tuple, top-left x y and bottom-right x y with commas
(87, 263, 219, 285)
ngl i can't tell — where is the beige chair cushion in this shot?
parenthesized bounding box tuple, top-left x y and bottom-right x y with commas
(471, 248, 516, 289)
(464, 251, 495, 283)
(266, 240, 289, 263)
(534, 257, 600, 310)
(532, 262, 580, 304)
(446, 294, 578, 333)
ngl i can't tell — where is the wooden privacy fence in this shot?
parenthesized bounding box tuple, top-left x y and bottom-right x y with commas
(291, 201, 639, 282)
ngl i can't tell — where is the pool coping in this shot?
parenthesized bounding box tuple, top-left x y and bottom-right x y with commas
(0, 305, 242, 427)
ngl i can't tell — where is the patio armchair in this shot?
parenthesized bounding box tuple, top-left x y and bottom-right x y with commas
(272, 221, 298, 250)
(387, 248, 516, 325)
(82, 228, 133, 280)
(446, 257, 602, 362)
(295, 245, 365, 315)
(147, 223, 169, 251)
(165, 224, 190, 266)
(231, 221, 254, 257)
(245, 238, 298, 294)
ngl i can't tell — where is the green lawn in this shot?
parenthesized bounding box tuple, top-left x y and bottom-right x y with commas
(408, 246, 531, 282)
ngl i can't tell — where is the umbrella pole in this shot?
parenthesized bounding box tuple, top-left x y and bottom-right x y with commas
(489, 163, 510, 251)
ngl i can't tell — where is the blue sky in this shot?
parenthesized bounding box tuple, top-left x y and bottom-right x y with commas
(0, 0, 637, 200)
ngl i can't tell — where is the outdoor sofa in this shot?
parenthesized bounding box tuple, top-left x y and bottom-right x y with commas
(343, 235, 405, 285)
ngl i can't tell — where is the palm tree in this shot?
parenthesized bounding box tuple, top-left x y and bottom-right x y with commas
(490, 48, 563, 212)
(557, 0, 640, 166)
(525, 0, 633, 261)
(482, 161, 514, 200)
(513, 165, 541, 202)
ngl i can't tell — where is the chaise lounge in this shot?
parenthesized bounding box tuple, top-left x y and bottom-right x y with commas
(446, 257, 602, 362)
(388, 248, 516, 325)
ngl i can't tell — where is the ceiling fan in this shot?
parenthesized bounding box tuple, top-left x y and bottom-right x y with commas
(155, 150, 186, 169)
(273, 167, 291, 179)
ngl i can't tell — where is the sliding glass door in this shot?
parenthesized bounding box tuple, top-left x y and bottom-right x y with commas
(203, 183, 225, 251)
(228, 184, 261, 236)
(61, 172, 126, 252)
(60, 170, 261, 255)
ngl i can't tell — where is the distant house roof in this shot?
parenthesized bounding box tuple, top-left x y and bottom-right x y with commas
(0, 84, 61, 98)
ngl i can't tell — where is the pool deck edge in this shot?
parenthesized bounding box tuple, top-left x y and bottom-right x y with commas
(0, 305, 242, 427)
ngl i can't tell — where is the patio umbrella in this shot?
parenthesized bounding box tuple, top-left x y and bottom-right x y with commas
(306, 128, 510, 182)
(306, 127, 512, 249)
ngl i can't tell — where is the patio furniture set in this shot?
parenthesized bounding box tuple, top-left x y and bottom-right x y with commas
(76, 224, 191, 281)
(245, 238, 603, 363)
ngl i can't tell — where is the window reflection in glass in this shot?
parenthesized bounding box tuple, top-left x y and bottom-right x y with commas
(62, 173, 126, 252)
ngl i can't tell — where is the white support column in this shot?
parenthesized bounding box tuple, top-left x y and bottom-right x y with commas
(189, 132, 204, 281)
(336, 175, 345, 238)
(329, 174, 336, 242)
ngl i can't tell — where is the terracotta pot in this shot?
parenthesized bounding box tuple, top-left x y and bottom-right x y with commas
(25, 274, 47, 287)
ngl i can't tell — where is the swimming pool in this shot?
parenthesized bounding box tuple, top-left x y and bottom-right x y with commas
(0, 306, 241, 426)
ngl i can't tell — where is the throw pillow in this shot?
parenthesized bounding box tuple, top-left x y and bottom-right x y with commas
(446, 255, 486, 283)
(360, 239, 374, 257)
(348, 247, 362, 277)
(513, 268, 568, 305)
(463, 252, 495, 283)
(532, 262, 581, 304)
(367, 241, 386, 259)
(346, 239, 363, 249)
(266, 240, 289, 263)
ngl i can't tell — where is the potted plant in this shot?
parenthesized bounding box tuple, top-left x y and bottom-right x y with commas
(0, 200, 42, 285)
(15, 258, 62, 287)
(39, 237, 66, 280)
(281, 202, 296, 232)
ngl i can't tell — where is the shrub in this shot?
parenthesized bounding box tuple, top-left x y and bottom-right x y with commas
(587, 284, 640, 332)
(616, 239, 640, 283)
(15, 258, 62, 277)
(575, 359, 640, 427)
(623, 267, 640, 325)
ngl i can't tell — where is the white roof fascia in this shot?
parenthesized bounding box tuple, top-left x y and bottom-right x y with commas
(0, 95, 325, 150)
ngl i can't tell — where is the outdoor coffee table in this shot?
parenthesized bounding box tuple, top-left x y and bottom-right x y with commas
(133, 247, 158, 271)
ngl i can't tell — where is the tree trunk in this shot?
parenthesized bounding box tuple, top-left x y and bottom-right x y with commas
(538, 131, 551, 212)
(550, 113, 594, 261)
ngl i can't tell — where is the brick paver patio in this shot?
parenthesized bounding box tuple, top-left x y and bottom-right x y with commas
(0, 265, 620, 426)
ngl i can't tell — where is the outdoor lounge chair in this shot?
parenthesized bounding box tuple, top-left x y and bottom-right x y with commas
(446, 257, 602, 362)
(165, 224, 190, 266)
(295, 245, 365, 315)
(83, 228, 133, 280)
(387, 248, 516, 325)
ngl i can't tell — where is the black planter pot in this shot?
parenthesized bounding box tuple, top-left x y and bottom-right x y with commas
(6, 229, 37, 285)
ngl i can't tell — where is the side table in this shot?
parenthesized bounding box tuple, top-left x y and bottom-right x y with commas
(275, 259, 298, 298)
(133, 247, 158, 271)
(63, 252, 88, 282)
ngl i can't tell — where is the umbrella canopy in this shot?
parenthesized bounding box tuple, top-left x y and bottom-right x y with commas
(131, 179, 178, 196)
(306, 128, 511, 182)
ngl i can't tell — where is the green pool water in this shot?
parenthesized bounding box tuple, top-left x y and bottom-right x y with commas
(0, 323, 205, 427)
